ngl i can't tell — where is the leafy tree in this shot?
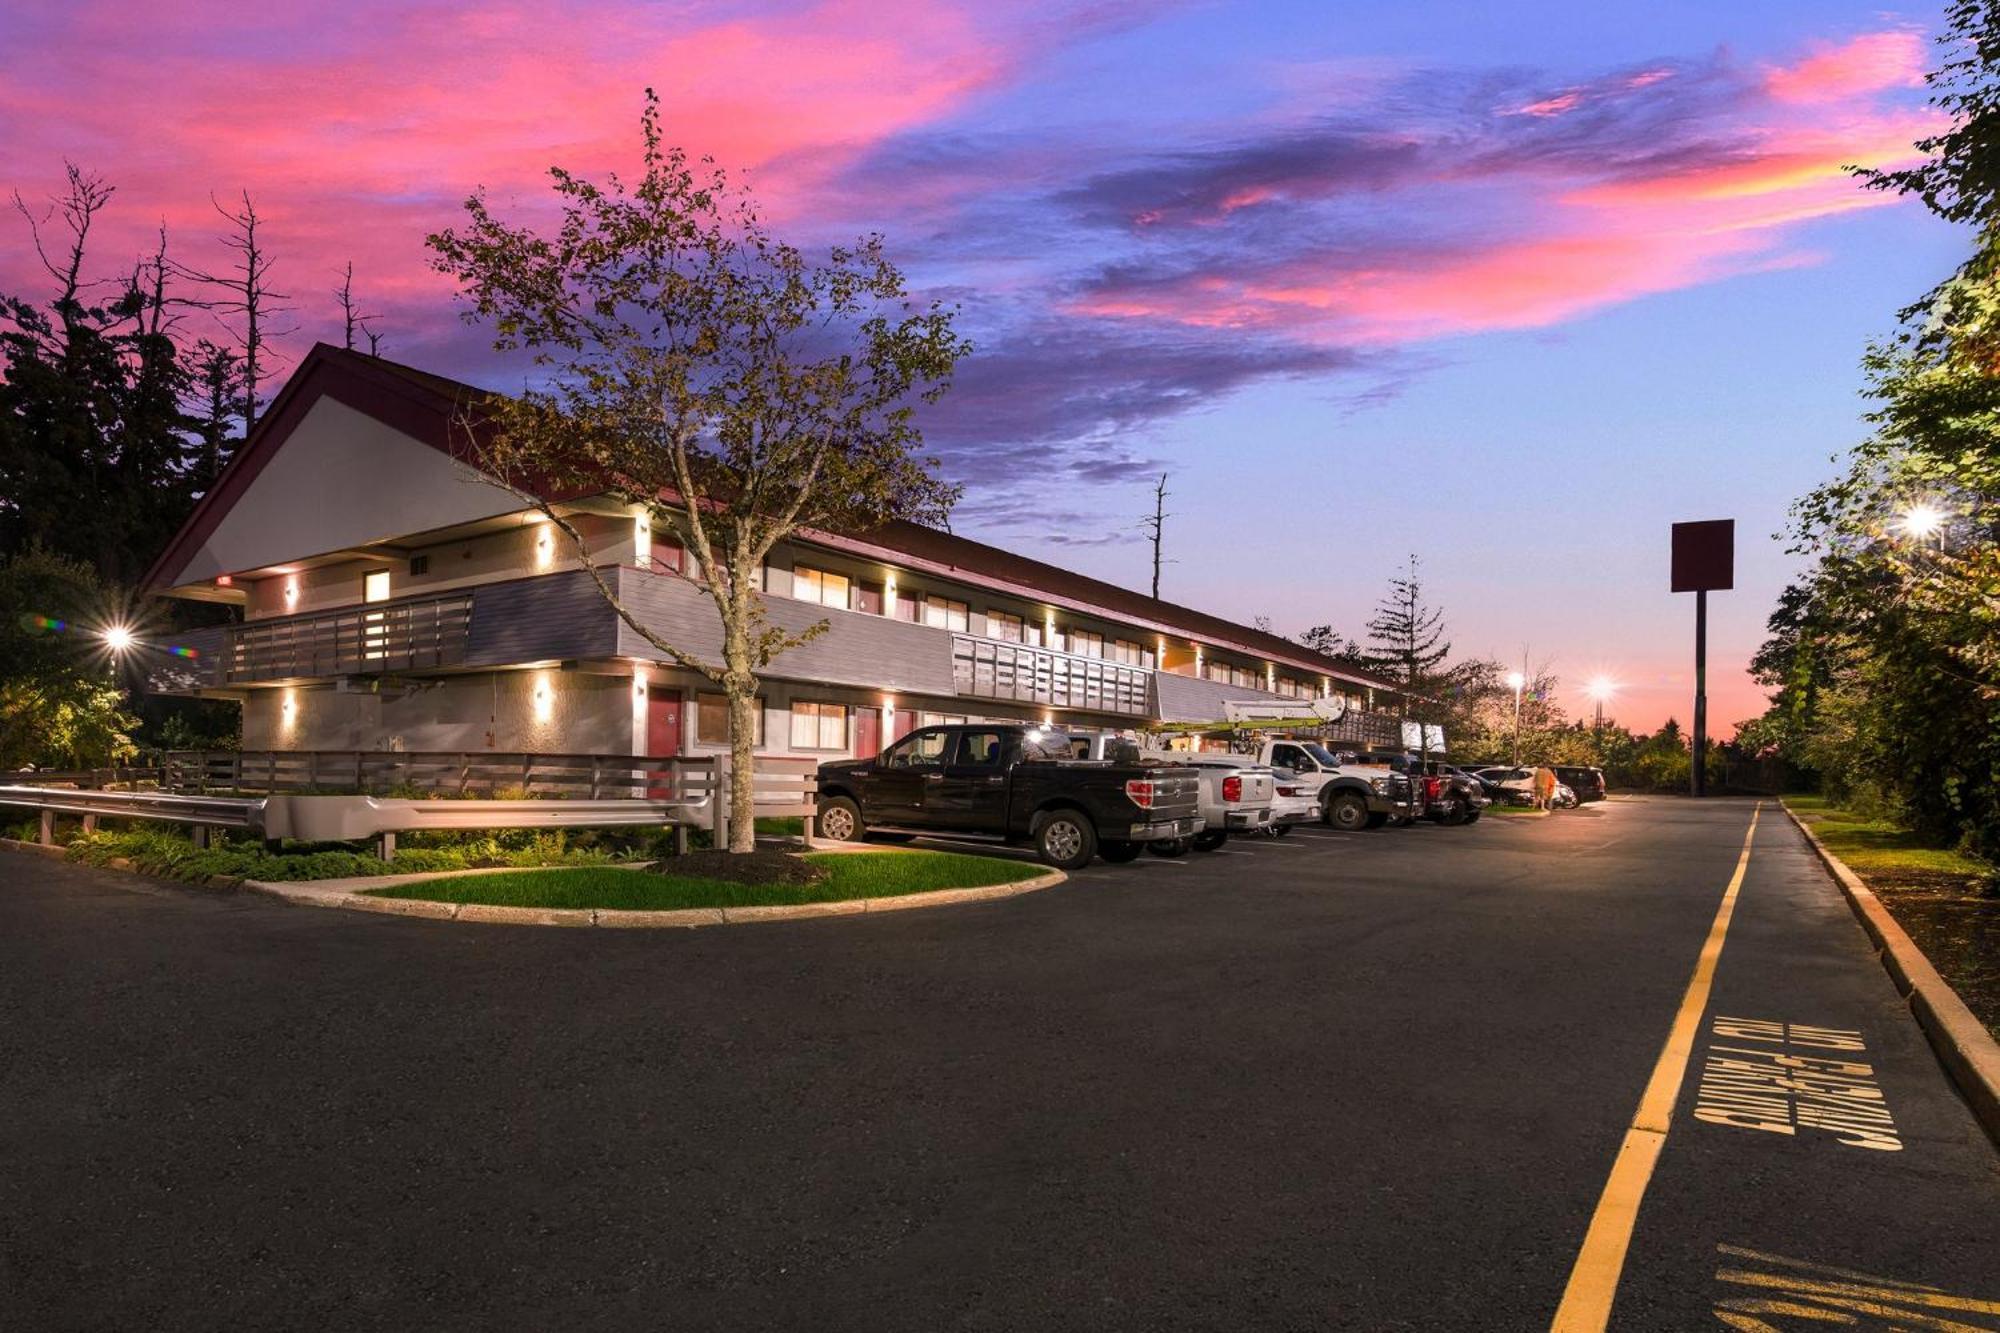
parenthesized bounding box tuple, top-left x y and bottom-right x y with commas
(1297, 624, 1359, 661)
(427, 91, 969, 851)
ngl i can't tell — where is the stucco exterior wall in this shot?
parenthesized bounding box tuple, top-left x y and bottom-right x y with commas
(241, 670, 639, 755)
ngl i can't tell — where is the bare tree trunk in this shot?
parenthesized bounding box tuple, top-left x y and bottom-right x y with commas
(726, 680, 758, 854)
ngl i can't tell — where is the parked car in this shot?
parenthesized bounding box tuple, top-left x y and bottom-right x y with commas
(1553, 782, 1579, 810)
(1473, 766, 1539, 805)
(1553, 765, 1607, 803)
(815, 724, 1200, 869)
(1249, 739, 1415, 830)
(1265, 766, 1321, 834)
(1419, 760, 1489, 824)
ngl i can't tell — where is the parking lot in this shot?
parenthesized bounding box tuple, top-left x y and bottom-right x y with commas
(4, 797, 1997, 1331)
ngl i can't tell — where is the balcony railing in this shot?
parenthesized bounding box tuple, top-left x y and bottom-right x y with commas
(222, 591, 473, 684)
(951, 634, 1151, 716)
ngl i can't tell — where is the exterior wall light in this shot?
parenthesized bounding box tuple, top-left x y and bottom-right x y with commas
(532, 672, 556, 723)
(633, 510, 652, 566)
(533, 523, 556, 571)
(282, 576, 299, 611)
(280, 689, 298, 733)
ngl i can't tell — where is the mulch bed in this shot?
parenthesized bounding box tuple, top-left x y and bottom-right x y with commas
(1869, 871, 2000, 1040)
(648, 849, 828, 886)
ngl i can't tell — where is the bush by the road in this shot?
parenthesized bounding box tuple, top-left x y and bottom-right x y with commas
(61, 826, 635, 883)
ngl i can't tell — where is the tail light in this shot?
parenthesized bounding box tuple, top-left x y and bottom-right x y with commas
(1277, 785, 1302, 797)
(1222, 775, 1242, 803)
(1125, 779, 1155, 808)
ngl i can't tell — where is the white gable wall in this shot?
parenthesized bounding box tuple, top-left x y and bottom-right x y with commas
(173, 397, 524, 586)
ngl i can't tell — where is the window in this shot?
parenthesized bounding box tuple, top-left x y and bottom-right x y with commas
(987, 610, 1026, 643)
(918, 711, 968, 728)
(1109, 638, 1145, 666)
(1233, 666, 1257, 688)
(1204, 660, 1230, 683)
(408, 554, 429, 577)
(1068, 629, 1104, 658)
(789, 700, 849, 751)
(363, 570, 392, 603)
(956, 729, 1006, 767)
(793, 565, 851, 610)
(883, 728, 951, 768)
(696, 693, 764, 746)
(923, 596, 969, 631)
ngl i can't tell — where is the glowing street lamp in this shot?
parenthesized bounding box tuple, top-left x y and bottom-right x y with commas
(1507, 670, 1527, 765)
(1897, 502, 1947, 545)
(101, 625, 135, 656)
(1585, 676, 1616, 730)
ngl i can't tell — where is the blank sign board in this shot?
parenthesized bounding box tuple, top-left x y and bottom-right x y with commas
(1671, 519, 1734, 593)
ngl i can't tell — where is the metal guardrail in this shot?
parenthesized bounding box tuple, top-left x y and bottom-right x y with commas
(3, 751, 821, 856)
(165, 750, 697, 800)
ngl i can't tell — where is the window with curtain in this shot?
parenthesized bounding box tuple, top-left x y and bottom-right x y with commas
(789, 700, 849, 750)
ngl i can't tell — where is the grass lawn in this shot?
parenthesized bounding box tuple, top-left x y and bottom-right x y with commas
(363, 849, 1046, 911)
(1782, 795, 1991, 882)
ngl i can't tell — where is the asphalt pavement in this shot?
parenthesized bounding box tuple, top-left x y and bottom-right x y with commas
(2, 797, 1996, 1331)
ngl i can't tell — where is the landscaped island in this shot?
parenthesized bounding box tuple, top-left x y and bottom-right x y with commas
(364, 850, 1048, 912)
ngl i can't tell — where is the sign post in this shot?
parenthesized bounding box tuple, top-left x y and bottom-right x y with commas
(1671, 520, 1734, 798)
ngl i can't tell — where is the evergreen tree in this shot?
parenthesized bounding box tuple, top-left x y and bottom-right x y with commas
(1365, 555, 1451, 748)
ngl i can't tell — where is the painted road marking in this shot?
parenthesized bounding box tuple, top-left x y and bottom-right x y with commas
(1712, 1243, 2000, 1328)
(1693, 1017, 1901, 1152)
(1549, 802, 1762, 1333)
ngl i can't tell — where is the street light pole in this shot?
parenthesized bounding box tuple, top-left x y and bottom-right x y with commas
(1507, 668, 1526, 766)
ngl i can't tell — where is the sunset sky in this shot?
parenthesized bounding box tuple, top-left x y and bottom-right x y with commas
(0, 0, 1967, 732)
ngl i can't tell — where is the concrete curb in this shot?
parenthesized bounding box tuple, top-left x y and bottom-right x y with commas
(240, 864, 1067, 929)
(1779, 800, 2000, 1151)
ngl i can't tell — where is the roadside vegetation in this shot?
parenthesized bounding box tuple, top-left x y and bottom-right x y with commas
(366, 850, 1044, 911)
(52, 824, 641, 883)
(1739, 7, 2000, 875)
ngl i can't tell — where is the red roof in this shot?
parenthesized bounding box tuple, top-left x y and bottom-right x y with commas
(146, 343, 1397, 692)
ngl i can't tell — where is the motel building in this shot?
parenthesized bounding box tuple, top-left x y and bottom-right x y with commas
(142, 346, 1407, 769)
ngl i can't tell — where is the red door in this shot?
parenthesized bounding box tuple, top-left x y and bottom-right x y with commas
(887, 708, 913, 747)
(855, 706, 882, 759)
(648, 692, 682, 757)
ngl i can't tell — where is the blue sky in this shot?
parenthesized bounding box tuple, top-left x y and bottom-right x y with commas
(1, 0, 1965, 727)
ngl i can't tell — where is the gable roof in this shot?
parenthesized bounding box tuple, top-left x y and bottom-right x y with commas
(145, 345, 1396, 692)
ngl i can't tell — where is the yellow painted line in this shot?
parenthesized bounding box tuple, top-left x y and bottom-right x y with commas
(1549, 802, 1762, 1332)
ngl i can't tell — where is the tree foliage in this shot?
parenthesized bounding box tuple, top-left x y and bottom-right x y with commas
(1744, 5, 2000, 865)
(0, 548, 139, 768)
(427, 91, 969, 851)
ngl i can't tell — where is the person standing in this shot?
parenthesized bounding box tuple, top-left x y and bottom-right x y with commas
(1533, 765, 1558, 811)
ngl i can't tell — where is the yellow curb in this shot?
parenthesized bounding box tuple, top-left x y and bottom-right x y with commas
(1780, 799, 2000, 1151)
(334, 894, 461, 921)
(719, 899, 869, 923)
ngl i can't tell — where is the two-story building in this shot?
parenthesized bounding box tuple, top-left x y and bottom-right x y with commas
(142, 345, 1405, 762)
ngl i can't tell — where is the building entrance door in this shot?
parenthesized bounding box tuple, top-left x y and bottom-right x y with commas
(854, 706, 882, 759)
(648, 692, 682, 757)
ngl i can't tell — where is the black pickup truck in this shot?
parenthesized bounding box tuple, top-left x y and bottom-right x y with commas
(814, 724, 1201, 869)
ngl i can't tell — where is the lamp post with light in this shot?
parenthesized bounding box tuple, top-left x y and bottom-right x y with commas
(1507, 670, 1526, 766)
(1586, 676, 1615, 733)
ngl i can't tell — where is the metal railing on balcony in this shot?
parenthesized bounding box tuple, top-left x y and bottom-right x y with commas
(223, 591, 473, 683)
(951, 634, 1151, 716)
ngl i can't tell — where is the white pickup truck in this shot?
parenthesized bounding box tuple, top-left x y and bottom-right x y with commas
(1247, 738, 1415, 831)
(1142, 749, 1278, 850)
(1069, 735, 1276, 852)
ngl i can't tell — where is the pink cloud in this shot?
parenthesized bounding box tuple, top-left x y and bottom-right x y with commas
(1075, 28, 1939, 347)
(0, 0, 1043, 356)
(1764, 30, 1927, 104)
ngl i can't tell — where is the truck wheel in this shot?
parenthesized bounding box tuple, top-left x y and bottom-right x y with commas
(1192, 829, 1228, 852)
(1441, 801, 1468, 826)
(1271, 824, 1293, 838)
(817, 796, 864, 842)
(1147, 837, 1191, 858)
(1325, 791, 1369, 831)
(1098, 840, 1143, 863)
(1035, 811, 1097, 870)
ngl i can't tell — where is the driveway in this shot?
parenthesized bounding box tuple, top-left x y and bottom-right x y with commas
(2, 797, 1995, 1330)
